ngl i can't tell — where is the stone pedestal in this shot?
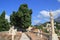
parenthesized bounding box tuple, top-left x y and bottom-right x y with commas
(49, 34, 59, 40)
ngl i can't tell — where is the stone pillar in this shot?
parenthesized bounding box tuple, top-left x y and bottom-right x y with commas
(49, 11, 59, 40)
(49, 12, 55, 34)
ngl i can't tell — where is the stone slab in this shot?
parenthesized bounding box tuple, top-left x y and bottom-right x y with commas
(49, 34, 59, 40)
(20, 33, 30, 40)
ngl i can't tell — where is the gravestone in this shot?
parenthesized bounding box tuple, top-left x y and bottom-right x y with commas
(8, 26, 17, 40)
(37, 29, 40, 36)
(37, 29, 42, 38)
(49, 12, 59, 40)
(20, 33, 30, 40)
(36, 29, 43, 40)
(39, 30, 43, 38)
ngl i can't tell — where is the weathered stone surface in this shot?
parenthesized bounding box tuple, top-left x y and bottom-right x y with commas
(49, 34, 59, 40)
(49, 12, 59, 40)
(20, 33, 30, 40)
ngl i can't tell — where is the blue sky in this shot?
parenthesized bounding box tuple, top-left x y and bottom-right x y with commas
(0, 0, 60, 25)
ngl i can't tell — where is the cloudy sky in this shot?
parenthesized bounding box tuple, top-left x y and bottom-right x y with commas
(0, 0, 60, 25)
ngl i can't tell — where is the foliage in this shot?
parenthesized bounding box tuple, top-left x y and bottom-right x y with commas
(36, 26, 43, 29)
(55, 22, 60, 30)
(0, 11, 10, 31)
(10, 4, 32, 30)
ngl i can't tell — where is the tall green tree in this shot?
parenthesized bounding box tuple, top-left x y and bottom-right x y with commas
(10, 4, 32, 30)
(0, 11, 10, 31)
(55, 22, 60, 30)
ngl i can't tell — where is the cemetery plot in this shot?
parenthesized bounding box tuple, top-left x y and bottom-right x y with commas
(25, 32, 48, 40)
(0, 31, 22, 40)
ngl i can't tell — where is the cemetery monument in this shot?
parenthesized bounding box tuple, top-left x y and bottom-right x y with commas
(8, 26, 17, 40)
(49, 11, 59, 40)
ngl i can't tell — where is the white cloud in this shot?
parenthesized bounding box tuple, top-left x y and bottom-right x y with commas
(37, 14, 43, 19)
(5, 15, 10, 22)
(36, 9, 60, 23)
(40, 10, 49, 17)
(40, 9, 60, 18)
(57, 0, 60, 2)
(53, 9, 60, 17)
(33, 20, 41, 25)
(32, 9, 60, 25)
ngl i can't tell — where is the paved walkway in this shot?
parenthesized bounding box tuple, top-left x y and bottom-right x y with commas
(20, 33, 30, 40)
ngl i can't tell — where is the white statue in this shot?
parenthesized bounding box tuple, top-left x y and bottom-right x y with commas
(8, 26, 17, 40)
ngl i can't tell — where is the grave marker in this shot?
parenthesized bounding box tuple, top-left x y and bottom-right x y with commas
(8, 26, 17, 40)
